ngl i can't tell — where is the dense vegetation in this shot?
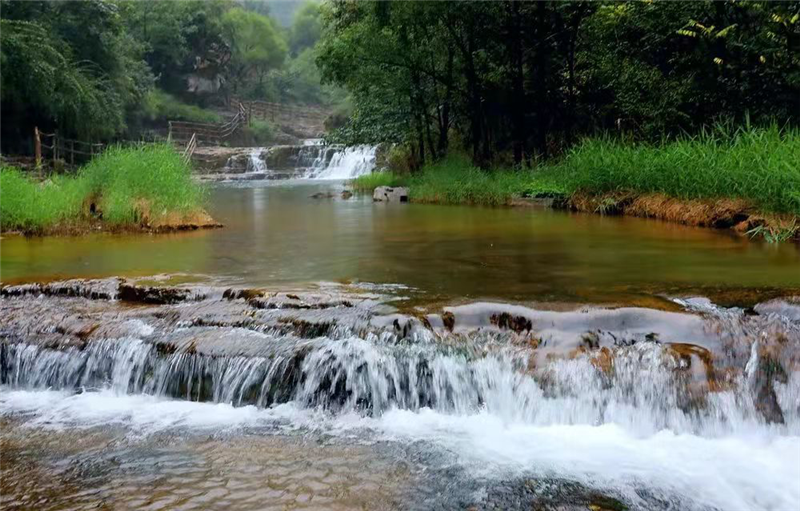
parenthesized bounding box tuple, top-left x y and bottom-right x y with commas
(0, 145, 206, 233)
(0, 0, 340, 154)
(354, 126, 800, 216)
(319, 1, 799, 168)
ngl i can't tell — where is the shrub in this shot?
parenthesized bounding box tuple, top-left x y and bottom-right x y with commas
(243, 120, 274, 146)
(0, 144, 206, 232)
(350, 171, 407, 192)
(142, 89, 222, 124)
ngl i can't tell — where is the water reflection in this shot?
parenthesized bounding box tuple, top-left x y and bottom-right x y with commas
(2, 180, 798, 304)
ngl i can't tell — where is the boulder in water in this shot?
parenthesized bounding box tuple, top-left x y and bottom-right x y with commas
(373, 186, 409, 203)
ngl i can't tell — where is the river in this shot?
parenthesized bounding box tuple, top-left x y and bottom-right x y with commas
(1, 170, 799, 510)
(2, 180, 799, 304)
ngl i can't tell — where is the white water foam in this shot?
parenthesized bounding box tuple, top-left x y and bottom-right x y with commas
(2, 387, 798, 510)
(309, 145, 377, 180)
(246, 147, 268, 173)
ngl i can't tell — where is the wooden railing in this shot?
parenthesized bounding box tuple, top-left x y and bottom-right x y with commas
(232, 98, 327, 124)
(168, 103, 248, 145)
(32, 127, 194, 171)
(35, 128, 105, 166)
(182, 133, 197, 164)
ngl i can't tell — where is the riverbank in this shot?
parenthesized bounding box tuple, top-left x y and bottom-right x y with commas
(353, 126, 800, 241)
(0, 145, 220, 236)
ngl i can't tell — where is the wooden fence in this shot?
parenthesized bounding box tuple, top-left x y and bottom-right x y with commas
(33, 127, 194, 171)
(168, 102, 248, 145)
(232, 99, 328, 125)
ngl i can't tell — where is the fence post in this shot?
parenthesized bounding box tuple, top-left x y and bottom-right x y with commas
(168, 121, 173, 143)
(71, 141, 75, 165)
(34, 127, 42, 168)
(53, 130, 58, 167)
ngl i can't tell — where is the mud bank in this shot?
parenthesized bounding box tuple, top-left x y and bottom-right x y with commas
(563, 192, 799, 241)
(2, 208, 222, 237)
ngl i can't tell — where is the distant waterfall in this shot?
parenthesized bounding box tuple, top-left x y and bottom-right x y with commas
(246, 148, 268, 173)
(303, 145, 377, 180)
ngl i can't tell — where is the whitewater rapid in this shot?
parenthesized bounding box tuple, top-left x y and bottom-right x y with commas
(2, 280, 799, 510)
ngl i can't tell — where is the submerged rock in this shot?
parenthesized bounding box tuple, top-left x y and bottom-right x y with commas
(373, 186, 409, 203)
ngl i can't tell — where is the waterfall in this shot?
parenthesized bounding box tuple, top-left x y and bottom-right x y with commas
(302, 145, 377, 180)
(3, 287, 800, 510)
(4, 333, 798, 435)
(246, 148, 268, 173)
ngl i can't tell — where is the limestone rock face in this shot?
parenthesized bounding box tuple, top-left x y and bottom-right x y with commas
(373, 186, 409, 203)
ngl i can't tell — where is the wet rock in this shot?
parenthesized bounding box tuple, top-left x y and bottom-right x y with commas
(751, 350, 788, 425)
(490, 312, 533, 333)
(118, 283, 196, 304)
(754, 298, 800, 323)
(1, 278, 121, 300)
(223, 288, 266, 301)
(373, 186, 409, 203)
(279, 318, 336, 338)
(441, 311, 456, 332)
(341, 190, 353, 200)
(310, 192, 335, 199)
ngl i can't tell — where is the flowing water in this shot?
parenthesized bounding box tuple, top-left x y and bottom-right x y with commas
(2, 167, 800, 509)
(2, 181, 798, 304)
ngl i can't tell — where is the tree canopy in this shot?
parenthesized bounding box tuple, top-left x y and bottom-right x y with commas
(316, 0, 800, 167)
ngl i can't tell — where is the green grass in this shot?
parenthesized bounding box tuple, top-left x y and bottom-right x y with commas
(143, 89, 222, 124)
(352, 125, 800, 215)
(242, 120, 274, 146)
(350, 171, 407, 192)
(546, 124, 800, 215)
(1, 144, 206, 233)
(407, 155, 529, 206)
(352, 154, 556, 206)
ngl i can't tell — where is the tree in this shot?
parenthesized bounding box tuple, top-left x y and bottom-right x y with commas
(221, 8, 287, 96)
(290, 1, 323, 55)
(0, 0, 152, 149)
(317, 0, 799, 167)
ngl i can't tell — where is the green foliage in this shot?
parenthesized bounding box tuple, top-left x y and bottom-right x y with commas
(142, 90, 222, 123)
(0, 145, 205, 232)
(318, 1, 800, 164)
(290, 2, 323, 55)
(222, 8, 288, 95)
(79, 145, 206, 224)
(242, 120, 275, 145)
(351, 127, 800, 217)
(350, 172, 407, 192)
(0, 14, 150, 142)
(407, 155, 531, 206)
(550, 125, 800, 215)
(0, 167, 87, 232)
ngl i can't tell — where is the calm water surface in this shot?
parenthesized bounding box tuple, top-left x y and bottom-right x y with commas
(2, 180, 799, 303)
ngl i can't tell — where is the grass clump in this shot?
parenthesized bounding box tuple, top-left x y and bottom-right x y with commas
(242, 120, 275, 146)
(350, 171, 407, 192)
(0, 168, 87, 232)
(351, 154, 543, 206)
(408, 155, 528, 206)
(143, 89, 222, 124)
(550, 124, 800, 215)
(1, 144, 207, 233)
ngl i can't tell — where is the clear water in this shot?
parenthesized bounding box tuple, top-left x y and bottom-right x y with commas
(3, 179, 800, 510)
(2, 180, 798, 305)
